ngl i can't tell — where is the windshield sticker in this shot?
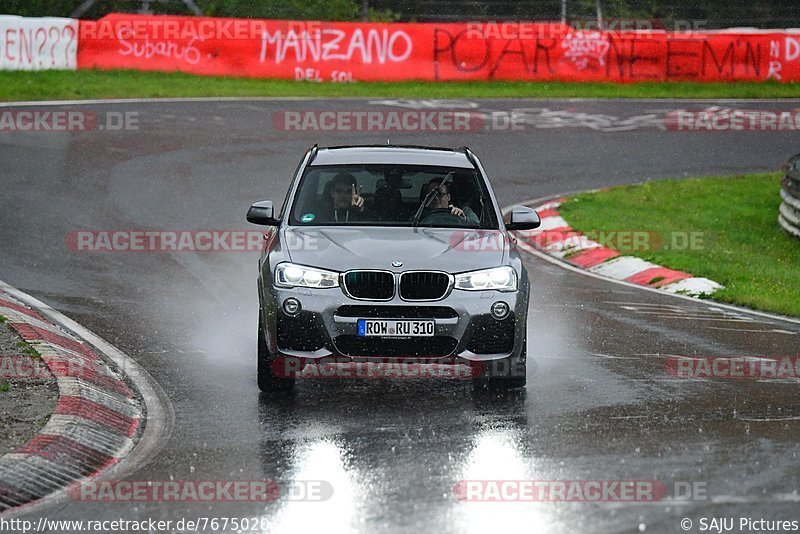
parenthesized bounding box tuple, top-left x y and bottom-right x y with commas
(301, 213, 316, 223)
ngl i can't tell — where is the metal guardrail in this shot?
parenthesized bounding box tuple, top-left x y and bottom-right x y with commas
(779, 153, 800, 239)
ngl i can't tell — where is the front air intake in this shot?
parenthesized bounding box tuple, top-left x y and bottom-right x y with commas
(399, 271, 451, 301)
(343, 271, 395, 300)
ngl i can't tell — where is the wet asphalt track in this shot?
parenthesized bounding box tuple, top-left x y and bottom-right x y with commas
(1, 99, 800, 533)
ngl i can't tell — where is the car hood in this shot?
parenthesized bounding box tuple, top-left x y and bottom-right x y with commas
(283, 226, 508, 273)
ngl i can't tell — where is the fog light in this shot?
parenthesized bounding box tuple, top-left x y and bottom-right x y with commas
(490, 301, 509, 320)
(283, 298, 301, 316)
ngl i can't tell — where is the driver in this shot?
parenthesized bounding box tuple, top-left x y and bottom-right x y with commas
(420, 178, 480, 224)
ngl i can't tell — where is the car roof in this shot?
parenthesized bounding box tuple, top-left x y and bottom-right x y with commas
(309, 145, 475, 169)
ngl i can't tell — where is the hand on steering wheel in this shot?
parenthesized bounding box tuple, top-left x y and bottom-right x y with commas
(417, 207, 465, 224)
(447, 204, 466, 218)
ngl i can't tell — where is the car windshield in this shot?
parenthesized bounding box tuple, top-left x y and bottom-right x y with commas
(288, 164, 498, 228)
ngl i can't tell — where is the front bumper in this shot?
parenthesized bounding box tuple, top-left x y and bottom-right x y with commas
(260, 283, 527, 365)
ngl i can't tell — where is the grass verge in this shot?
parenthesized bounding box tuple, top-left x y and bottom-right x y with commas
(1, 70, 799, 101)
(558, 173, 800, 317)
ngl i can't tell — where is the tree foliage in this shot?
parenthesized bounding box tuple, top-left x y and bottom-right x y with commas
(0, 0, 359, 20)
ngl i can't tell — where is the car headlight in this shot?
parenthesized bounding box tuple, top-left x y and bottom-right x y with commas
(454, 266, 517, 291)
(275, 262, 339, 288)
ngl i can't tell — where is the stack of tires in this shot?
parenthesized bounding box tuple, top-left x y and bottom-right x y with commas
(780, 153, 800, 239)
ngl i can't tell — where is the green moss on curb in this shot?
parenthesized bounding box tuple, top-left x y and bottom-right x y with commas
(15, 341, 41, 360)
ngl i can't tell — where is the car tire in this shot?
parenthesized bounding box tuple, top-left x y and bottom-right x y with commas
(473, 339, 527, 390)
(257, 309, 295, 393)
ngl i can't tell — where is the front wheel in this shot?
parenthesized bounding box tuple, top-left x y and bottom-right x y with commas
(257, 309, 295, 393)
(472, 339, 527, 390)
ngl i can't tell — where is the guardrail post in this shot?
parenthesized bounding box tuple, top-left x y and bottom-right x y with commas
(779, 153, 800, 239)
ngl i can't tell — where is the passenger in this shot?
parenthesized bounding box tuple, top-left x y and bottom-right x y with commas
(323, 172, 365, 223)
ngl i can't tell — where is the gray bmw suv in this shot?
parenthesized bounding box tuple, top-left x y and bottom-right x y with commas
(246, 145, 540, 392)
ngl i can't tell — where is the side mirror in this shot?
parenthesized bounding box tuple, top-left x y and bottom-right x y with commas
(246, 200, 279, 226)
(505, 206, 541, 231)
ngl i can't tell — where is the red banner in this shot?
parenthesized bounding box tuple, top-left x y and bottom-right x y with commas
(77, 15, 800, 82)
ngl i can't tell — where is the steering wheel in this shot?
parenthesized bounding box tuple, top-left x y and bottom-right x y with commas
(417, 208, 464, 225)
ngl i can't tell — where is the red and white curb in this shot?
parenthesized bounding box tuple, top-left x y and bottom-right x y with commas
(518, 199, 724, 297)
(0, 288, 143, 512)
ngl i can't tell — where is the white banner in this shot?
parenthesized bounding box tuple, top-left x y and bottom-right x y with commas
(0, 16, 78, 70)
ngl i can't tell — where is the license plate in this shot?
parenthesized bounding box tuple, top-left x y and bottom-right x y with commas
(357, 319, 435, 337)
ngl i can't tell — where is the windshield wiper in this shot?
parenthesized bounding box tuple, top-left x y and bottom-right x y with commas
(412, 172, 454, 227)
